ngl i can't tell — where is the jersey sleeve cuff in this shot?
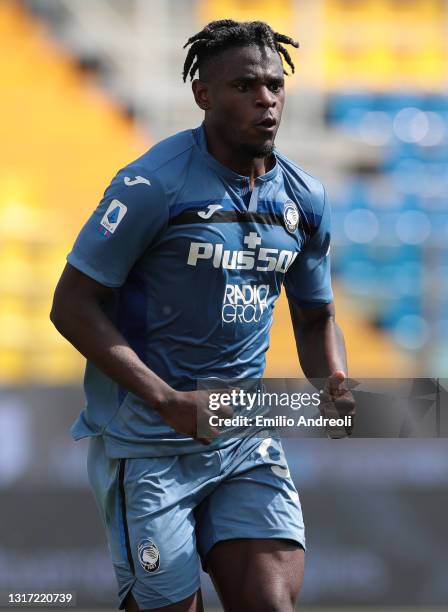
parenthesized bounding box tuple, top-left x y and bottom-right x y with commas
(67, 251, 123, 288)
(286, 291, 334, 309)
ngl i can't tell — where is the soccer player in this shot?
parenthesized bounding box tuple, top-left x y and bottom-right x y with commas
(51, 19, 354, 612)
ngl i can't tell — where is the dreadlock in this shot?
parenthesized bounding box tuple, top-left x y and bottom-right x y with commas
(182, 19, 299, 82)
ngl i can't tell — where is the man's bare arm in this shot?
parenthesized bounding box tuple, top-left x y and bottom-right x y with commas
(288, 300, 347, 379)
(50, 263, 222, 443)
(288, 299, 355, 436)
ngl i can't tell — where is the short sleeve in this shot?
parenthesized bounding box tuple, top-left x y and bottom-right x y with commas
(284, 188, 333, 308)
(67, 167, 168, 287)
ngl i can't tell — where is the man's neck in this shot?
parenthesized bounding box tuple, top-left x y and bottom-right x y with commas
(203, 123, 274, 189)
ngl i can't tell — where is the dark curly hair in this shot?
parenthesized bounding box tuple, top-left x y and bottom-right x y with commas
(183, 19, 299, 82)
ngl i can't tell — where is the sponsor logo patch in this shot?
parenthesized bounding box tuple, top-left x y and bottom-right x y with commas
(124, 176, 151, 187)
(283, 200, 299, 233)
(222, 284, 269, 324)
(138, 539, 160, 573)
(187, 232, 298, 272)
(100, 199, 127, 234)
(197, 204, 223, 219)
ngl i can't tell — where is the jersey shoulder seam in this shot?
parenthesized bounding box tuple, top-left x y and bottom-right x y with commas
(149, 142, 195, 174)
(133, 134, 195, 176)
(276, 150, 325, 189)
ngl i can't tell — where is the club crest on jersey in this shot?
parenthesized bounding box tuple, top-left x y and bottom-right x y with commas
(283, 200, 299, 234)
(138, 539, 160, 573)
(100, 199, 127, 235)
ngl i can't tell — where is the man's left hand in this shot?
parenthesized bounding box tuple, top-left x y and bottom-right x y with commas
(320, 370, 355, 439)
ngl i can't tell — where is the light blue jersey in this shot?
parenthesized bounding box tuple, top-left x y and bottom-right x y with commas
(68, 123, 332, 457)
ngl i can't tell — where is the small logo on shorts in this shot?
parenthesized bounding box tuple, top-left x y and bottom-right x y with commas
(283, 200, 299, 233)
(138, 539, 160, 573)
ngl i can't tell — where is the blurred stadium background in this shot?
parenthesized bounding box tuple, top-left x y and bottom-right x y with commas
(0, 0, 447, 609)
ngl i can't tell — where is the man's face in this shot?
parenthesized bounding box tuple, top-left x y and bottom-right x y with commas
(194, 45, 286, 158)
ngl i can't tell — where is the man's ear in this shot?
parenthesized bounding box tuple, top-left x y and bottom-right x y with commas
(192, 79, 211, 111)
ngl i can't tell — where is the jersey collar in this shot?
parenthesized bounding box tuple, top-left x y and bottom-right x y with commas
(193, 123, 279, 186)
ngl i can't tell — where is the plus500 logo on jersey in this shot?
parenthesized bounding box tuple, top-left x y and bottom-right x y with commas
(222, 284, 269, 323)
(187, 242, 298, 272)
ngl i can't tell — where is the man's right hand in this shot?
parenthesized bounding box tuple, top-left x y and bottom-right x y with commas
(156, 389, 234, 445)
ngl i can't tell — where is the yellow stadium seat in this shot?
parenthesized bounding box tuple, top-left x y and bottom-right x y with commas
(197, 0, 294, 32)
(0, 297, 30, 349)
(323, 0, 447, 91)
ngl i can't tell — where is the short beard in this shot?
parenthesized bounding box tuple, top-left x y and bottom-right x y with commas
(240, 141, 275, 159)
